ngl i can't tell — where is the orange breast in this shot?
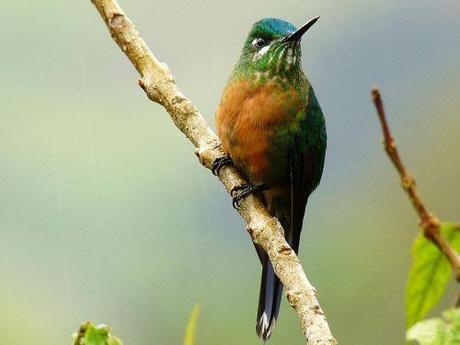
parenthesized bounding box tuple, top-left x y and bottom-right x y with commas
(215, 78, 300, 183)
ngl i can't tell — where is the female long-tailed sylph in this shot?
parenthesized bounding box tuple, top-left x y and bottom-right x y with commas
(213, 17, 326, 340)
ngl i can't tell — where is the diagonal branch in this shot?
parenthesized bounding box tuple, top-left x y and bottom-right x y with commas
(371, 88, 460, 279)
(90, 0, 337, 343)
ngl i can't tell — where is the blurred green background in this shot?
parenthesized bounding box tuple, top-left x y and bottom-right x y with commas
(0, 0, 459, 344)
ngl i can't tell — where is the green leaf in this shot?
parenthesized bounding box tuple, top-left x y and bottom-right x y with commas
(407, 308, 460, 344)
(406, 223, 460, 329)
(183, 304, 201, 345)
(73, 322, 123, 345)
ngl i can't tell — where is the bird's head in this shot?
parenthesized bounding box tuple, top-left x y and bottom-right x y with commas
(235, 17, 319, 78)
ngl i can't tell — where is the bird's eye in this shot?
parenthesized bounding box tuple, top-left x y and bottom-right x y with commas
(253, 38, 266, 48)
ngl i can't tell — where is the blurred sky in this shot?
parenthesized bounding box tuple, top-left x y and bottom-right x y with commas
(0, 0, 459, 344)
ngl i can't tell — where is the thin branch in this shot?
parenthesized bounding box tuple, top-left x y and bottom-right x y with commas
(371, 88, 460, 279)
(90, 1, 337, 343)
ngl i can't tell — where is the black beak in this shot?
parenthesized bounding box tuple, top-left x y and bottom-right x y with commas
(283, 16, 320, 43)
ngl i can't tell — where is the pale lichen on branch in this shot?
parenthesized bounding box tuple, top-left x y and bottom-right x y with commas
(90, 0, 337, 343)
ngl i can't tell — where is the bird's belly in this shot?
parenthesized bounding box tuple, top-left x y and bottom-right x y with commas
(216, 79, 302, 184)
(227, 125, 280, 183)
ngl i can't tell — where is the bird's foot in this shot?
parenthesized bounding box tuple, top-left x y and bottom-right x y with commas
(231, 183, 269, 209)
(211, 155, 233, 176)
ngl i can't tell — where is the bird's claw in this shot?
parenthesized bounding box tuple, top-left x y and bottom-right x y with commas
(211, 155, 233, 176)
(231, 183, 268, 209)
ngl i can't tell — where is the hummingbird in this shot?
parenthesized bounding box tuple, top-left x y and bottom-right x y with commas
(213, 17, 326, 340)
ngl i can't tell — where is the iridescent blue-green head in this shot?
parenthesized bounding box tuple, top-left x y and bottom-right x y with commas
(234, 17, 319, 79)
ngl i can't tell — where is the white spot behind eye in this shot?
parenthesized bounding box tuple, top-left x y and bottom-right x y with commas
(252, 38, 265, 48)
(252, 44, 271, 62)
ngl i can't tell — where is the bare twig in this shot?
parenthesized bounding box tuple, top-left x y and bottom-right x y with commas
(371, 88, 460, 279)
(90, 1, 337, 343)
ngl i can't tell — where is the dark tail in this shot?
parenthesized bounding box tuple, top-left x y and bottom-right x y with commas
(255, 181, 308, 341)
(256, 253, 283, 340)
